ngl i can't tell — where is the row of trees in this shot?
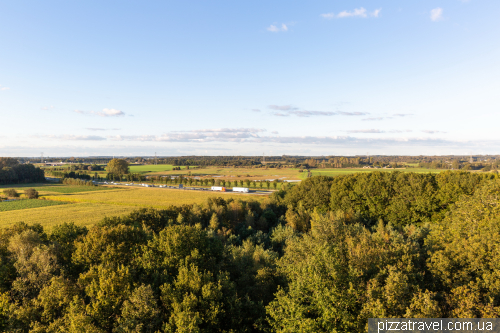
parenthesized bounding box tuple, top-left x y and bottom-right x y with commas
(145, 176, 282, 189)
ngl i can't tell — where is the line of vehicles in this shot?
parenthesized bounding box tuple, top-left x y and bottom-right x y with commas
(101, 181, 251, 193)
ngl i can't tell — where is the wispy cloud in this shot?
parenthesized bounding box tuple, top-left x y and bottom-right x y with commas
(177, 128, 266, 133)
(363, 117, 385, 121)
(347, 129, 413, 133)
(347, 129, 385, 133)
(0, 86, 10, 91)
(363, 113, 414, 121)
(268, 105, 367, 117)
(31, 134, 107, 141)
(269, 105, 296, 111)
(74, 108, 125, 117)
(85, 128, 121, 131)
(41, 105, 55, 110)
(337, 111, 368, 116)
(289, 110, 337, 117)
(422, 130, 447, 134)
(267, 23, 288, 32)
(430, 8, 443, 22)
(251, 109, 261, 112)
(321, 8, 381, 19)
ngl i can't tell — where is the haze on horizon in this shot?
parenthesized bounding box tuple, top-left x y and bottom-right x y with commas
(1, 0, 499, 157)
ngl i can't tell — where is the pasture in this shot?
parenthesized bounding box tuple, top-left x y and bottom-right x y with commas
(129, 164, 187, 174)
(0, 183, 120, 194)
(0, 202, 137, 230)
(302, 167, 443, 179)
(0, 199, 68, 212)
(145, 165, 446, 181)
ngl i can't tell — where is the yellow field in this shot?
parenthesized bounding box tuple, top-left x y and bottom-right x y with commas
(147, 166, 302, 181)
(0, 202, 137, 230)
(0, 185, 263, 230)
(45, 187, 261, 208)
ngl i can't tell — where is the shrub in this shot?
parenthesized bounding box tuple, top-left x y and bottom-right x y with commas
(4, 189, 19, 197)
(24, 188, 39, 199)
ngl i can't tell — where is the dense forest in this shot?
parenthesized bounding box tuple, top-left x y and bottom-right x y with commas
(1, 171, 500, 332)
(0, 158, 45, 185)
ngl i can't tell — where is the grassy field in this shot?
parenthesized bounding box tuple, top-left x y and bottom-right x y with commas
(144, 164, 447, 181)
(302, 168, 444, 179)
(147, 166, 302, 181)
(46, 187, 263, 208)
(0, 183, 121, 194)
(0, 184, 264, 230)
(0, 199, 68, 212)
(129, 164, 188, 174)
(0, 202, 137, 230)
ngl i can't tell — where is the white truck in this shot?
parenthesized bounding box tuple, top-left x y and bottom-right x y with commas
(232, 187, 249, 193)
(211, 186, 226, 192)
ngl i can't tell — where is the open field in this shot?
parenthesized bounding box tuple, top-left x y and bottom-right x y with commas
(147, 166, 302, 181)
(129, 164, 188, 174)
(144, 165, 447, 181)
(0, 202, 137, 230)
(303, 168, 444, 179)
(0, 199, 68, 212)
(0, 184, 265, 230)
(0, 183, 121, 194)
(45, 187, 264, 208)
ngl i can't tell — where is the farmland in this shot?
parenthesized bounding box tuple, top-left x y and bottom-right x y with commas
(129, 164, 188, 174)
(303, 167, 443, 179)
(145, 165, 446, 181)
(0, 202, 137, 230)
(0, 199, 68, 212)
(0, 183, 119, 194)
(0, 183, 264, 230)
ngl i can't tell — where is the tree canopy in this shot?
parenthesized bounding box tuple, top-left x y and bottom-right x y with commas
(106, 159, 129, 177)
(1, 171, 500, 331)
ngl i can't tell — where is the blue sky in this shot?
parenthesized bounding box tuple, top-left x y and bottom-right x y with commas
(1, 0, 499, 157)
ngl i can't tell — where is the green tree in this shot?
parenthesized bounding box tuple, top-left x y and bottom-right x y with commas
(106, 159, 129, 178)
(24, 188, 39, 199)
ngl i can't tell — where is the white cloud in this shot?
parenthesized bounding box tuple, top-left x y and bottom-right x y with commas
(267, 23, 288, 32)
(268, 105, 367, 117)
(347, 129, 385, 133)
(100, 108, 125, 117)
(430, 8, 443, 22)
(0, 86, 10, 91)
(85, 128, 121, 131)
(289, 110, 337, 117)
(321, 8, 381, 19)
(422, 130, 447, 134)
(371, 9, 382, 17)
(41, 105, 55, 110)
(74, 108, 125, 117)
(363, 117, 385, 121)
(251, 109, 261, 112)
(269, 105, 296, 111)
(32, 134, 107, 141)
(320, 13, 335, 19)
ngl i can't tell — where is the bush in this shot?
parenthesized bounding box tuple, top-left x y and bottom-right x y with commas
(24, 188, 39, 199)
(3, 189, 19, 197)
